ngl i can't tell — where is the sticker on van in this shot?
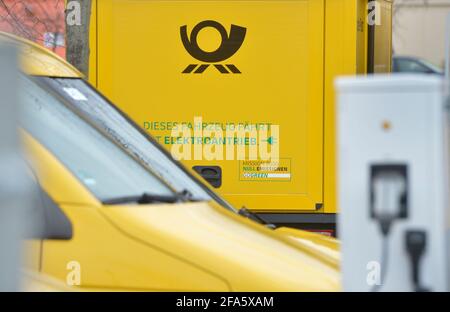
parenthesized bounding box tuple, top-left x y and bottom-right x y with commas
(239, 159, 291, 182)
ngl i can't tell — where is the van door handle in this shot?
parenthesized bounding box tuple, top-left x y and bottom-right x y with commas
(192, 166, 222, 188)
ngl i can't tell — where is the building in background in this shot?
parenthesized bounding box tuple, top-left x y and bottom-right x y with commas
(0, 0, 66, 58)
(393, 0, 450, 68)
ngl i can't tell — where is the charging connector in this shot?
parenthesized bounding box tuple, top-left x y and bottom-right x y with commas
(371, 165, 408, 220)
(405, 230, 430, 292)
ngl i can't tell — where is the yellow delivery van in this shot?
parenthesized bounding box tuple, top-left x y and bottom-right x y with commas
(2, 32, 340, 291)
(88, 0, 393, 234)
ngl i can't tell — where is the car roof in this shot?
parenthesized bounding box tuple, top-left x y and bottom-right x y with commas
(0, 31, 82, 78)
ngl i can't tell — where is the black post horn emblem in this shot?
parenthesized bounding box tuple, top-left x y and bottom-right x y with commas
(180, 20, 246, 74)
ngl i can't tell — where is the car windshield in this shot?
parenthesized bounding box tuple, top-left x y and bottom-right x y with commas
(420, 59, 444, 74)
(20, 74, 176, 202)
(395, 57, 444, 74)
(29, 77, 227, 206)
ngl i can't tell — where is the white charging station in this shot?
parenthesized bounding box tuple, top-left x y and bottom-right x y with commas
(336, 75, 450, 291)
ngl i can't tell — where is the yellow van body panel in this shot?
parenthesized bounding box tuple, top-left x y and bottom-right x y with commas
(374, 0, 393, 73)
(89, 0, 393, 225)
(88, 0, 98, 85)
(94, 0, 324, 212)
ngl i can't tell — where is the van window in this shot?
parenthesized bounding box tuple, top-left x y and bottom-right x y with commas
(20, 75, 175, 202)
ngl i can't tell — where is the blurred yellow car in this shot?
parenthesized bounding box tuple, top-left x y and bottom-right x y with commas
(21, 270, 75, 292)
(2, 32, 340, 291)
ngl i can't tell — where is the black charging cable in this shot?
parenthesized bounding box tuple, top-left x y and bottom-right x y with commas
(371, 214, 394, 292)
(405, 230, 430, 292)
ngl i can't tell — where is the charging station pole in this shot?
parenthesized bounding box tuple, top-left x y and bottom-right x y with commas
(336, 74, 449, 292)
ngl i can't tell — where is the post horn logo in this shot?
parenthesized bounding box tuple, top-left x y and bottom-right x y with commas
(180, 20, 246, 74)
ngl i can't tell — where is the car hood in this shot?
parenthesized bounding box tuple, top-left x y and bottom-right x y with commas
(274, 227, 340, 268)
(99, 201, 341, 291)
